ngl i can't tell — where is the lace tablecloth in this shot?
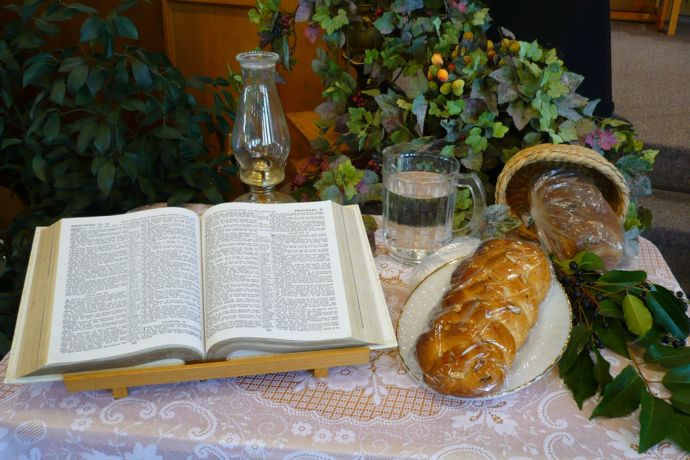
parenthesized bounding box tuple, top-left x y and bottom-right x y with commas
(0, 234, 685, 459)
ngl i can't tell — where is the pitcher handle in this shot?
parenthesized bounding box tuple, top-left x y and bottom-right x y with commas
(455, 173, 486, 236)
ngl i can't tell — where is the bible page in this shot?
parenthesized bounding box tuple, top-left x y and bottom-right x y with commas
(201, 201, 352, 353)
(46, 207, 205, 367)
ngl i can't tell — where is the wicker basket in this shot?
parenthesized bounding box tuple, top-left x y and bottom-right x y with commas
(495, 144, 630, 222)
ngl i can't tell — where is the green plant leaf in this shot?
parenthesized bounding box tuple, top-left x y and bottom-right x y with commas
(562, 349, 598, 408)
(644, 344, 690, 368)
(559, 324, 592, 376)
(590, 366, 644, 418)
(639, 391, 674, 452)
(670, 389, 690, 415)
(671, 412, 690, 451)
(115, 15, 138, 39)
(662, 364, 690, 392)
(94, 124, 111, 153)
(97, 161, 115, 195)
(80, 15, 102, 43)
(22, 62, 48, 87)
(374, 12, 395, 35)
(593, 317, 629, 358)
(42, 112, 60, 142)
(67, 64, 89, 94)
(50, 79, 66, 105)
(647, 290, 690, 340)
(622, 294, 653, 336)
(598, 299, 623, 318)
(77, 120, 98, 153)
(32, 154, 48, 182)
(131, 58, 152, 90)
(137, 176, 156, 201)
(593, 348, 612, 392)
(168, 189, 195, 206)
(598, 270, 647, 285)
(118, 153, 139, 180)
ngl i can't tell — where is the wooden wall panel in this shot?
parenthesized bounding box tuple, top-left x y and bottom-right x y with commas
(162, 0, 325, 114)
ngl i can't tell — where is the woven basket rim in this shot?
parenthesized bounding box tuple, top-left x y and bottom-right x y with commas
(495, 143, 630, 222)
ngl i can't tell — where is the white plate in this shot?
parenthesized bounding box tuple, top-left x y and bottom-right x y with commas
(397, 253, 572, 400)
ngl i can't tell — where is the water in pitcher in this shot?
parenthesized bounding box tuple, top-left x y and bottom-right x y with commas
(383, 170, 456, 263)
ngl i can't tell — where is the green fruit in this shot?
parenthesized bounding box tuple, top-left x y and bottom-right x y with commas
(452, 79, 465, 96)
(428, 65, 439, 78)
(428, 81, 439, 93)
(440, 82, 452, 95)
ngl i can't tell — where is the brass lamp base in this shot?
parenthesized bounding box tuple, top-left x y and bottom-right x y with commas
(234, 186, 296, 204)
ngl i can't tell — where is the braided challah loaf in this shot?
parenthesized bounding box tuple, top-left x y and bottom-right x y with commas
(415, 239, 552, 397)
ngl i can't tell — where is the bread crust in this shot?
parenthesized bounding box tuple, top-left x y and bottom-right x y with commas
(415, 239, 551, 397)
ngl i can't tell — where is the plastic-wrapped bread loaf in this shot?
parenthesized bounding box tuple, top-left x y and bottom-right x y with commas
(530, 169, 625, 269)
(415, 239, 552, 397)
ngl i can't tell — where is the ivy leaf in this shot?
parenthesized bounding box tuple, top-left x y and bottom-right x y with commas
(644, 344, 690, 368)
(374, 12, 396, 35)
(446, 99, 464, 116)
(592, 347, 613, 392)
(394, 69, 428, 99)
(593, 317, 629, 358)
(295, 0, 314, 22)
(411, 94, 427, 136)
(662, 364, 690, 392)
(471, 8, 490, 26)
(562, 349, 598, 409)
(647, 290, 690, 339)
(50, 79, 66, 105)
(639, 391, 674, 452)
(390, 0, 423, 14)
(559, 324, 592, 376)
(507, 100, 537, 131)
(670, 389, 690, 414)
(465, 127, 487, 153)
(492, 122, 509, 138)
(622, 294, 653, 336)
(460, 149, 483, 172)
(312, 7, 349, 35)
(97, 161, 116, 195)
(590, 366, 644, 418)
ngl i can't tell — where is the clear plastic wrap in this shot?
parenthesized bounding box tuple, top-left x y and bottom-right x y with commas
(529, 169, 625, 269)
(414, 238, 552, 397)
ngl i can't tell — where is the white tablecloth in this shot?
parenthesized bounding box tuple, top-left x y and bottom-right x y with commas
(0, 234, 685, 459)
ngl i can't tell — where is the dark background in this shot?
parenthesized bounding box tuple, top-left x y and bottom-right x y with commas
(486, 0, 614, 116)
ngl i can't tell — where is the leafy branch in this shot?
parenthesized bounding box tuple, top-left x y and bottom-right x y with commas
(555, 251, 690, 453)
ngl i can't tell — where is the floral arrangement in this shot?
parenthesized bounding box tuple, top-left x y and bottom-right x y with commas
(249, 0, 656, 237)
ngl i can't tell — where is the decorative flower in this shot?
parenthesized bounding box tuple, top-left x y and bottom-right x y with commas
(326, 365, 373, 391)
(70, 417, 93, 432)
(334, 429, 356, 444)
(59, 395, 81, 409)
(76, 402, 98, 416)
(451, 399, 518, 436)
(304, 23, 321, 44)
(219, 432, 241, 448)
(81, 450, 122, 460)
(585, 128, 619, 152)
(312, 428, 333, 444)
(291, 421, 313, 437)
(243, 438, 267, 457)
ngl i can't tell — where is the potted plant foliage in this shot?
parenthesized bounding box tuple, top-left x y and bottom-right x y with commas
(0, 0, 240, 354)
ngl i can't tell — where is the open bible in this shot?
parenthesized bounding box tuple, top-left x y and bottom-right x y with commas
(6, 201, 396, 383)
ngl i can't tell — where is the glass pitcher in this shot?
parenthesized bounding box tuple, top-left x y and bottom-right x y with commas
(382, 142, 486, 264)
(232, 51, 294, 203)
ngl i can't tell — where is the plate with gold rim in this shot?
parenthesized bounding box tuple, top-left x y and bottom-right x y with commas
(397, 253, 572, 401)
